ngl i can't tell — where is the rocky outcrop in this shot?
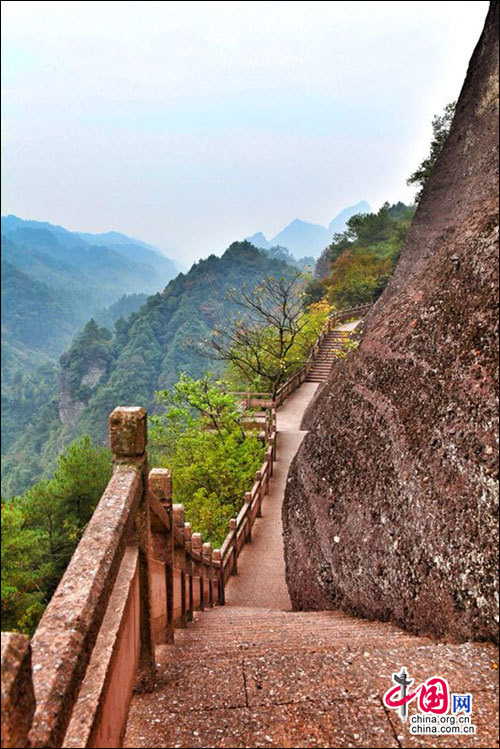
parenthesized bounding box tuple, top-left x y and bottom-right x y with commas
(58, 365, 106, 426)
(283, 2, 499, 642)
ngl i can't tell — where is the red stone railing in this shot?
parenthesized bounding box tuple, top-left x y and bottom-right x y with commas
(0, 402, 277, 749)
(0, 304, 369, 749)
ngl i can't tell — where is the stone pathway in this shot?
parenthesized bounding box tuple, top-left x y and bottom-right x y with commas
(225, 380, 319, 611)
(124, 320, 499, 748)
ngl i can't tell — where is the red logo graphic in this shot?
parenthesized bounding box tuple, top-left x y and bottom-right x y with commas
(383, 668, 450, 720)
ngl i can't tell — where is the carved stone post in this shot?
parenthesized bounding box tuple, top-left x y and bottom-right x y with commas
(191, 532, 204, 610)
(184, 522, 194, 621)
(1, 633, 36, 749)
(202, 542, 213, 606)
(245, 492, 252, 542)
(109, 406, 155, 690)
(229, 519, 238, 575)
(269, 434, 276, 461)
(255, 470, 263, 516)
(212, 548, 224, 605)
(266, 445, 273, 479)
(148, 468, 174, 644)
(173, 504, 187, 628)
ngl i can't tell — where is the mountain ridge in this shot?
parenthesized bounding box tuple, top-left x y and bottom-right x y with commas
(247, 200, 371, 258)
(1, 241, 295, 496)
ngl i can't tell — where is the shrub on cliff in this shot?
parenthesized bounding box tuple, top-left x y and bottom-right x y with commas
(150, 375, 265, 546)
(314, 202, 415, 308)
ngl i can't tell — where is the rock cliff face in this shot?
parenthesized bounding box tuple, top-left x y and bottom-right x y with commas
(283, 3, 499, 643)
(58, 365, 106, 427)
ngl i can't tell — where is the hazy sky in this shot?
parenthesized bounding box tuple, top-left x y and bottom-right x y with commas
(1, 0, 489, 265)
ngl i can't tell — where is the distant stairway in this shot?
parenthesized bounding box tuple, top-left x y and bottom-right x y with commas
(305, 330, 349, 382)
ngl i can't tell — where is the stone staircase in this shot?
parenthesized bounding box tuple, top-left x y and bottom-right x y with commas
(306, 330, 350, 382)
(124, 377, 499, 749)
(124, 605, 499, 748)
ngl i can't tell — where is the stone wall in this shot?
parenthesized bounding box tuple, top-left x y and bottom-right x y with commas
(283, 2, 499, 642)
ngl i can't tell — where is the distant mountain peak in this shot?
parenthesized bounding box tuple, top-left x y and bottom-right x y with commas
(328, 200, 371, 235)
(246, 200, 372, 259)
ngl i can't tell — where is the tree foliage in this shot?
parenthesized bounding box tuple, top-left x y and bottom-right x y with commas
(1, 436, 111, 634)
(407, 101, 456, 201)
(150, 375, 265, 545)
(313, 202, 415, 308)
(200, 271, 329, 397)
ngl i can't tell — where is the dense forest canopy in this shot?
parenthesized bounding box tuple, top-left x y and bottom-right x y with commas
(312, 201, 415, 308)
(1, 217, 178, 471)
(1, 242, 296, 496)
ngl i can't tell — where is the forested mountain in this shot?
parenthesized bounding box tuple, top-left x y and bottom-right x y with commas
(1, 241, 293, 496)
(1, 216, 177, 309)
(247, 200, 371, 259)
(1, 216, 179, 472)
(1, 259, 81, 358)
(94, 293, 150, 329)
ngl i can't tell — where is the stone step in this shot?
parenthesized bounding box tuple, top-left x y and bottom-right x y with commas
(124, 604, 499, 749)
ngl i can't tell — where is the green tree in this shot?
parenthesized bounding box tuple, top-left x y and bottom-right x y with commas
(1, 435, 112, 634)
(314, 202, 415, 308)
(302, 277, 327, 308)
(150, 375, 265, 545)
(1, 501, 47, 634)
(201, 271, 329, 397)
(407, 101, 456, 201)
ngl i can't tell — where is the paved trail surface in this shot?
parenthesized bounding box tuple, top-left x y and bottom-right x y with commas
(125, 321, 498, 748)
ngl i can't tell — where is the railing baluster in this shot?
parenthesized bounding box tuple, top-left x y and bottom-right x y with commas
(212, 549, 224, 605)
(255, 470, 263, 516)
(192, 533, 204, 610)
(203, 543, 213, 606)
(229, 519, 238, 574)
(149, 468, 174, 643)
(173, 504, 187, 628)
(244, 492, 252, 542)
(184, 522, 194, 622)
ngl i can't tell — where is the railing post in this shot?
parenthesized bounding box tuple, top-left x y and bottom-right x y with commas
(255, 470, 263, 516)
(110, 406, 155, 691)
(1, 633, 36, 749)
(266, 445, 274, 478)
(244, 492, 252, 542)
(192, 532, 204, 610)
(148, 468, 174, 644)
(202, 542, 213, 606)
(184, 522, 194, 622)
(229, 519, 238, 574)
(212, 548, 225, 605)
(269, 434, 276, 460)
(173, 504, 187, 628)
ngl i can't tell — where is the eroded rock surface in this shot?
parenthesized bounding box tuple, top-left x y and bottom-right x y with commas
(283, 2, 499, 642)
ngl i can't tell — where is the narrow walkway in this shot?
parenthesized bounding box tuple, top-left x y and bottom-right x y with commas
(225, 319, 358, 610)
(225, 381, 319, 610)
(124, 319, 499, 748)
